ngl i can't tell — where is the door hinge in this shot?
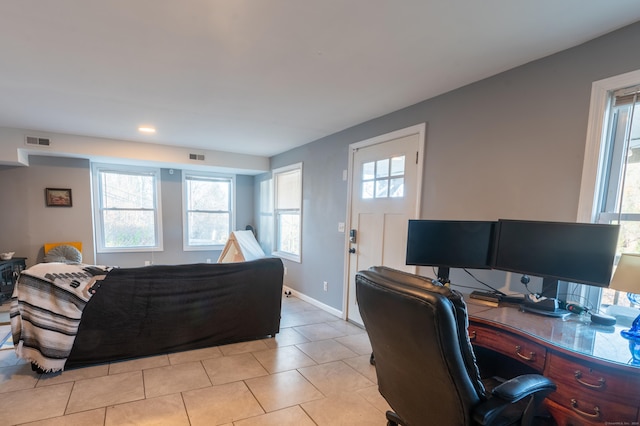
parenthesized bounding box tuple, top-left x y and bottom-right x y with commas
(416, 151, 419, 164)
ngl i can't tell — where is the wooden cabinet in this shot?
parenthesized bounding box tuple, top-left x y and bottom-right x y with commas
(468, 305, 640, 426)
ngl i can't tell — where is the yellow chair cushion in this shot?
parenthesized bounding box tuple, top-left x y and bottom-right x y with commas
(44, 241, 83, 254)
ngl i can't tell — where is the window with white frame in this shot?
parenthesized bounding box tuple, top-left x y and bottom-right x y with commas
(579, 70, 640, 316)
(93, 164, 162, 252)
(273, 163, 302, 262)
(594, 85, 640, 308)
(183, 172, 234, 249)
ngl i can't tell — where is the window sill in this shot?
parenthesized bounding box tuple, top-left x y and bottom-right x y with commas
(274, 251, 301, 263)
(97, 246, 163, 254)
(183, 245, 225, 252)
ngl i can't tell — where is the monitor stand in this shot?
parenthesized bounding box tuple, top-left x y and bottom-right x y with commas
(436, 266, 451, 286)
(521, 277, 570, 318)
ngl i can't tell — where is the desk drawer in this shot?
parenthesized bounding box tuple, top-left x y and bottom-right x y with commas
(543, 399, 637, 426)
(546, 385, 638, 424)
(468, 324, 546, 371)
(545, 353, 640, 421)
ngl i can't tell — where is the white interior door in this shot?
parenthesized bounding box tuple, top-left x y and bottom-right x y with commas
(346, 126, 424, 325)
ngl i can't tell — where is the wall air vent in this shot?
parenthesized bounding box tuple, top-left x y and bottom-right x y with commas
(189, 153, 205, 161)
(25, 136, 51, 146)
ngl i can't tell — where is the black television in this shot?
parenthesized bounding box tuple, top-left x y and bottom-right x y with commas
(406, 220, 497, 283)
(493, 219, 620, 299)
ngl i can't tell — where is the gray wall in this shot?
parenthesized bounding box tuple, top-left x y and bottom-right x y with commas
(262, 21, 640, 310)
(236, 174, 256, 232)
(0, 156, 94, 266)
(268, 136, 350, 302)
(0, 157, 256, 268)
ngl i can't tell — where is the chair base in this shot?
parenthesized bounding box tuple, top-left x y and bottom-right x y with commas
(386, 410, 403, 426)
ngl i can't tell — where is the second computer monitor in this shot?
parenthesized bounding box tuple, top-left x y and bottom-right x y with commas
(493, 219, 619, 288)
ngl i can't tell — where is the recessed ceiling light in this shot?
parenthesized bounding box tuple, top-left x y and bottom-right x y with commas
(138, 126, 156, 134)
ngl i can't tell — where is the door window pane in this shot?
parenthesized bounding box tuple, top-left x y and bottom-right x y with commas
(362, 161, 375, 180)
(376, 159, 389, 178)
(375, 180, 388, 198)
(362, 181, 374, 199)
(390, 156, 405, 176)
(390, 178, 405, 198)
(361, 155, 406, 199)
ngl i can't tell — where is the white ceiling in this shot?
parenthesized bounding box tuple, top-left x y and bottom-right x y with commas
(2, 1, 640, 157)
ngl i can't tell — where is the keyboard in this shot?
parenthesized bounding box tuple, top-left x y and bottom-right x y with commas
(469, 291, 501, 303)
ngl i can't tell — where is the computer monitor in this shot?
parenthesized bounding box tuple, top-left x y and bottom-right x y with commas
(406, 220, 497, 283)
(493, 220, 620, 298)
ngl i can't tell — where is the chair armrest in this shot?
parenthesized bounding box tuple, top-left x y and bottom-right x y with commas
(491, 374, 556, 403)
(473, 374, 556, 425)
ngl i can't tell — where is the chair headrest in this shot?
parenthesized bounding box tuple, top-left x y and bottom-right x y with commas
(44, 241, 82, 254)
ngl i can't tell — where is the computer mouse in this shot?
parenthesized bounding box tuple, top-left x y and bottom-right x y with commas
(590, 313, 617, 326)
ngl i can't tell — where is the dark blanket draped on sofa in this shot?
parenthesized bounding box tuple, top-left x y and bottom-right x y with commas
(66, 257, 284, 368)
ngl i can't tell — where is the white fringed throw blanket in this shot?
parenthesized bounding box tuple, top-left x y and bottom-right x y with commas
(10, 263, 110, 372)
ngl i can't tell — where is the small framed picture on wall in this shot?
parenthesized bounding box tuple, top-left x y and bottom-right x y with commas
(45, 188, 73, 207)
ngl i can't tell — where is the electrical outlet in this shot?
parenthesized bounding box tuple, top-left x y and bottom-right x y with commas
(323, 281, 328, 291)
(206, 258, 211, 263)
(144, 260, 151, 266)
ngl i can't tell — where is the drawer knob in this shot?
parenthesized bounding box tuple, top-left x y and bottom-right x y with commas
(515, 345, 536, 362)
(469, 330, 477, 342)
(570, 399, 601, 419)
(574, 370, 606, 389)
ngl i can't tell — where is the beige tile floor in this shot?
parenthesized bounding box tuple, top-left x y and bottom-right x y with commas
(0, 296, 391, 426)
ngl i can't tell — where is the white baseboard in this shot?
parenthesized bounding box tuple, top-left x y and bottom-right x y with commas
(283, 285, 344, 319)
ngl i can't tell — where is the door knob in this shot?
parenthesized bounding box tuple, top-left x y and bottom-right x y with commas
(349, 248, 356, 254)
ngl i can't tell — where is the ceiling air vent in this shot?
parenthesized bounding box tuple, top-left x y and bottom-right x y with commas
(189, 153, 205, 161)
(25, 136, 51, 146)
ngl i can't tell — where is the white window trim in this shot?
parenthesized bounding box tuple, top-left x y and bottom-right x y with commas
(578, 69, 640, 222)
(182, 171, 235, 251)
(577, 69, 640, 309)
(92, 163, 163, 253)
(273, 162, 302, 263)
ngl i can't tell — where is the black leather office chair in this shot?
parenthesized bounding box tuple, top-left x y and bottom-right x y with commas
(356, 267, 556, 426)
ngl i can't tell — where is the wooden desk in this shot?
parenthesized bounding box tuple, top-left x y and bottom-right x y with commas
(467, 302, 640, 426)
